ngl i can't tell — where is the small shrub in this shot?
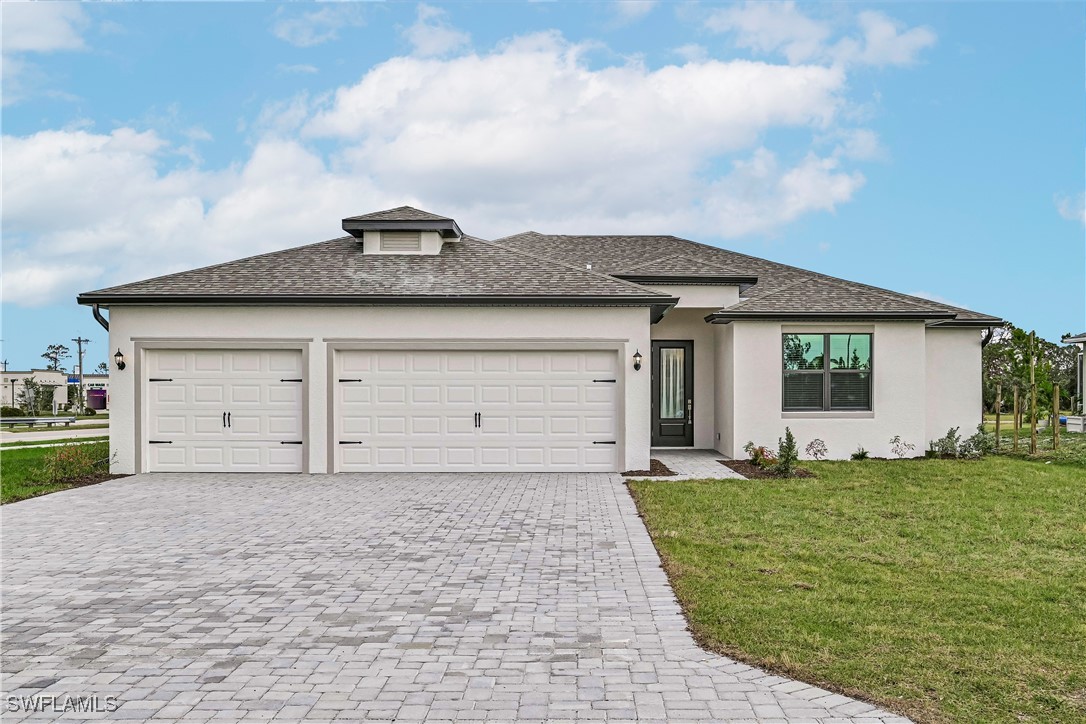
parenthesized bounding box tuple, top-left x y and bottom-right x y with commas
(1, 406, 24, 417)
(851, 446, 870, 461)
(743, 441, 777, 469)
(933, 427, 962, 458)
(804, 438, 828, 461)
(959, 424, 994, 459)
(82, 408, 97, 416)
(773, 428, 799, 477)
(889, 435, 915, 459)
(36, 442, 110, 485)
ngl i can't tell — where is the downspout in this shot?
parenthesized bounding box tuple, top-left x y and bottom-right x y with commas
(981, 327, 994, 347)
(91, 304, 109, 332)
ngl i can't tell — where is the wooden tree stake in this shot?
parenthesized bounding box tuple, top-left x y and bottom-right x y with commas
(1013, 386, 1019, 452)
(1053, 384, 1060, 450)
(995, 382, 1001, 451)
(1029, 332, 1038, 455)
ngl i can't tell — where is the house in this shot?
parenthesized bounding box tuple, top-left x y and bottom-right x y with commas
(1, 369, 69, 412)
(77, 206, 1000, 474)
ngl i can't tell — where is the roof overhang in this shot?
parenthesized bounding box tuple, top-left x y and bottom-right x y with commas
(612, 274, 758, 293)
(704, 310, 958, 324)
(1062, 332, 1086, 345)
(78, 293, 678, 323)
(925, 318, 1003, 328)
(342, 218, 463, 239)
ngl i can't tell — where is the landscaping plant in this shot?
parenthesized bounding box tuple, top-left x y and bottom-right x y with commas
(804, 438, 828, 461)
(773, 428, 799, 477)
(889, 435, 915, 459)
(743, 441, 777, 469)
(851, 446, 870, 461)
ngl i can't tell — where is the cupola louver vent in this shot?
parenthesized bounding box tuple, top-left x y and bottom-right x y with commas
(380, 231, 422, 252)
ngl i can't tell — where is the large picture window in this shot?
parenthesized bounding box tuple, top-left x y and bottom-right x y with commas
(782, 333, 872, 411)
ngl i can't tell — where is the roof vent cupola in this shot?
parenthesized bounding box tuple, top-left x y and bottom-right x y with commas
(342, 206, 463, 255)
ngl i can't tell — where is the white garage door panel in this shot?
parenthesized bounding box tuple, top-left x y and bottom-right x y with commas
(336, 350, 619, 472)
(145, 350, 304, 472)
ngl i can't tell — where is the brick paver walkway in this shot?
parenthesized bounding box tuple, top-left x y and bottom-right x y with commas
(1, 474, 907, 722)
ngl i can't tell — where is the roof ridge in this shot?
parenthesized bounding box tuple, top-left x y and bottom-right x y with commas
(727, 274, 816, 309)
(478, 237, 671, 297)
(82, 236, 353, 296)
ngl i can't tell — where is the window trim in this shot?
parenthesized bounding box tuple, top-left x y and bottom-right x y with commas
(782, 332, 873, 412)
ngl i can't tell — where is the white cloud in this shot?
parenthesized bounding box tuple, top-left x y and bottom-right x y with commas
(706, 1, 830, 65)
(1, 2, 87, 53)
(1056, 192, 1086, 225)
(613, 1, 657, 23)
(2, 2, 90, 105)
(277, 63, 319, 75)
(271, 5, 365, 48)
(673, 43, 708, 63)
(706, 2, 935, 68)
(403, 4, 470, 58)
(1, 128, 394, 306)
(5, 30, 879, 306)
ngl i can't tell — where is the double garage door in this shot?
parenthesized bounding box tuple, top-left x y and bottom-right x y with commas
(145, 348, 619, 473)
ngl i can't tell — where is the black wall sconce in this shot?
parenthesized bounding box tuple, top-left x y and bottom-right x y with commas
(114, 349, 127, 371)
(633, 350, 642, 371)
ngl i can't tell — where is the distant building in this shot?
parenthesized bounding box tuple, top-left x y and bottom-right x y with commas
(1, 369, 69, 410)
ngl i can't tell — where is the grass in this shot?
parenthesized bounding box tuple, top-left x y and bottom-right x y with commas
(0, 436, 108, 449)
(3, 423, 110, 434)
(1, 441, 114, 504)
(629, 457, 1086, 723)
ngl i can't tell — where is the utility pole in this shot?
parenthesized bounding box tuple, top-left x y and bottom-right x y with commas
(72, 336, 91, 415)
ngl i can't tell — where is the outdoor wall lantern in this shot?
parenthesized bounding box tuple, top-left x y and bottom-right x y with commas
(633, 350, 643, 371)
(114, 349, 127, 371)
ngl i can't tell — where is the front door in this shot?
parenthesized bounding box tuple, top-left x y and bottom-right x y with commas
(651, 340, 693, 447)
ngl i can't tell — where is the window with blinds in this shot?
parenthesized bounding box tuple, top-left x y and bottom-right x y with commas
(782, 333, 872, 411)
(380, 230, 422, 251)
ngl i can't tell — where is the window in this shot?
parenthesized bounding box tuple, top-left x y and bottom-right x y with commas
(783, 333, 871, 411)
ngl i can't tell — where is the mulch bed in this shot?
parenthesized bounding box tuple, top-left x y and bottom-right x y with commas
(719, 459, 815, 479)
(622, 458, 676, 477)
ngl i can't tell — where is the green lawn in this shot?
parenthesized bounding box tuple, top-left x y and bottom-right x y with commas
(629, 457, 1086, 723)
(0, 436, 109, 449)
(1, 441, 113, 504)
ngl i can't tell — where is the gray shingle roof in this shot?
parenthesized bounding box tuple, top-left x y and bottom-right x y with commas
(343, 206, 452, 222)
(496, 232, 1000, 324)
(77, 236, 673, 304)
(614, 253, 744, 277)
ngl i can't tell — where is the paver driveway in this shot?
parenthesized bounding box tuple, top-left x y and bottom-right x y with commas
(2, 474, 907, 722)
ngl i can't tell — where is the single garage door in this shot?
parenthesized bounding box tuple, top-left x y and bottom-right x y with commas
(145, 349, 304, 472)
(335, 349, 619, 472)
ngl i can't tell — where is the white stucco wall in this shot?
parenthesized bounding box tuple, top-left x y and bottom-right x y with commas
(106, 305, 652, 474)
(925, 327, 984, 442)
(649, 308, 717, 449)
(726, 320, 931, 460)
(645, 284, 740, 309)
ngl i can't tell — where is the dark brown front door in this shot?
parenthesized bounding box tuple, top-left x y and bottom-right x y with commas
(651, 340, 693, 447)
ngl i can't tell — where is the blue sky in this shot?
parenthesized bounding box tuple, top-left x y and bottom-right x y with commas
(2, 1, 1083, 372)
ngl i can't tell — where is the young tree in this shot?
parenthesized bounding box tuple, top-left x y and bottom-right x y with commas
(41, 344, 71, 371)
(982, 324, 1072, 417)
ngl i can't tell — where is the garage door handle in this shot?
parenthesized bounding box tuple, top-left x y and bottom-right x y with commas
(593, 441, 617, 445)
(148, 378, 173, 382)
(227, 412, 231, 428)
(148, 440, 172, 444)
(338, 441, 364, 445)
(339, 378, 363, 383)
(280, 378, 303, 382)
(593, 379, 617, 383)
(280, 441, 303, 445)
(223, 412, 227, 427)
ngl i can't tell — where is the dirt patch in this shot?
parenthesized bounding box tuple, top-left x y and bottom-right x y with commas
(622, 458, 676, 477)
(719, 459, 815, 479)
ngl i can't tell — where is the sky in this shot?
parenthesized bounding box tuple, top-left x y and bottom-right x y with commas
(2, 1, 1083, 372)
